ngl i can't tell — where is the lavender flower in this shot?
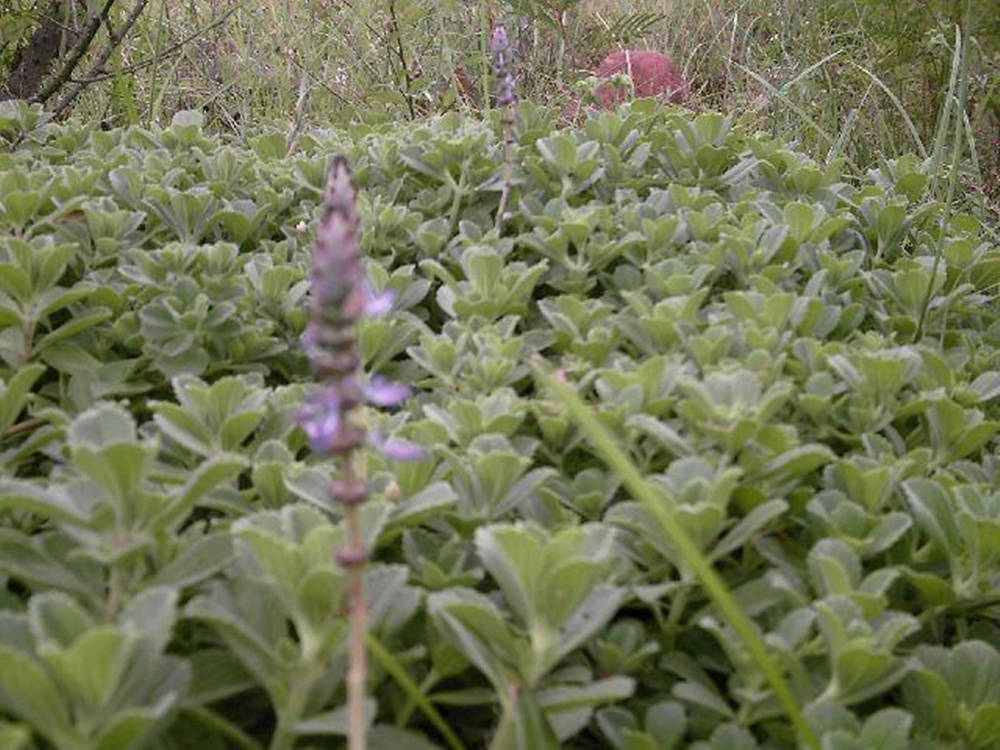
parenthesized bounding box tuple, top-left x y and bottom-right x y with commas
(492, 22, 518, 229)
(490, 23, 517, 108)
(365, 376, 412, 407)
(298, 156, 426, 469)
(298, 154, 428, 750)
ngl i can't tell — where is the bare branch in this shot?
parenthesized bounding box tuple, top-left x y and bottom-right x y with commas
(51, 0, 152, 115)
(30, 0, 118, 104)
(68, 2, 242, 84)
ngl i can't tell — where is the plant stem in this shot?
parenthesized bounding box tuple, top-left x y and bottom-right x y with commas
(495, 108, 514, 230)
(269, 660, 322, 750)
(396, 669, 437, 727)
(664, 585, 689, 648)
(343, 462, 368, 750)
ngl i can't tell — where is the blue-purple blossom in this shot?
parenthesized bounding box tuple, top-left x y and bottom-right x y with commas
(297, 376, 422, 459)
(371, 432, 429, 462)
(298, 387, 363, 454)
(365, 376, 411, 407)
(363, 281, 394, 317)
(299, 156, 427, 487)
(491, 23, 517, 108)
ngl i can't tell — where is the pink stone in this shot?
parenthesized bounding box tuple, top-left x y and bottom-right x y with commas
(593, 50, 690, 109)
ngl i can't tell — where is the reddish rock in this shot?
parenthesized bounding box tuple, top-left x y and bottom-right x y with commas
(593, 50, 690, 109)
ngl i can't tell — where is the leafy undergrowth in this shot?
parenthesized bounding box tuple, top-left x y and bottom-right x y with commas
(1, 98, 1000, 749)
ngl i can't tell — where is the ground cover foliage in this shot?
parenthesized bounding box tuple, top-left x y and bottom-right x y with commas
(1, 96, 1000, 748)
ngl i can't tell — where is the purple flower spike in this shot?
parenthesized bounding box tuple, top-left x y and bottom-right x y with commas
(301, 156, 426, 470)
(491, 23, 517, 108)
(310, 157, 363, 318)
(490, 24, 509, 67)
(365, 377, 411, 407)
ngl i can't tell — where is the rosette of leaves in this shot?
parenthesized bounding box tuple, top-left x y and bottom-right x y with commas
(185, 503, 421, 748)
(0, 587, 189, 749)
(429, 522, 631, 746)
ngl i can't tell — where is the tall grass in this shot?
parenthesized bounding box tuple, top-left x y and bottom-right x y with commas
(52, 0, 995, 217)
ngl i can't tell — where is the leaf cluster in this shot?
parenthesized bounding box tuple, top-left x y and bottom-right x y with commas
(0, 97, 998, 747)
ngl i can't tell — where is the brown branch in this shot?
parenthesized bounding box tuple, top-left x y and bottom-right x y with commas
(3, 417, 45, 439)
(30, 0, 118, 104)
(386, 0, 416, 120)
(67, 1, 242, 84)
(51, 0, 151, 116)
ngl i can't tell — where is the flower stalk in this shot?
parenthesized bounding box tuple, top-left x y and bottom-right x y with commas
(298, 156, 422, 750)
(491, 22, 517, 230)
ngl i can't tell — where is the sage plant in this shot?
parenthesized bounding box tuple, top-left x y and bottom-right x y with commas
(298, 156, 422, 750)
(491, 22, 517, 229)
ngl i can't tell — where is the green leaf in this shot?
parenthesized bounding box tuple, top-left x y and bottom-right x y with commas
(0, 722, 31, 750)
(0, 529, 97, 602)
(858, 708, 912, 749)
(34, 308, 111, 353)
(712, 499, 788, 559)
(537, 135, 578, 172)
(492, 689, 559, 750)
(556, 585, 625, 663)
(673, 680, 734, 718)
(28, 592, 93, 650)
(173, 454, 248, 515)
(0, 362, 44, 432)
(475, 523, 544, 625)
(369, 725, 443, 750)
(184, 594, 281, 688)
(645, 701, 686, 749)
(695, 723, 759, 749)
(427, 588, 519, 693)
(186, 649, 256, 704)
(41, 627, 132, 716)
(537, 677, 635, 741)
(120, 586, 178, 651)
(147, 533, 234, 589)
(294, 699, 376, 735)
(0, 646, 75, 744)
(389, 480, 458, 531)
(901, 479, 961, 558)
(96, 707, 167, 750)
(754, 445, 833, 482)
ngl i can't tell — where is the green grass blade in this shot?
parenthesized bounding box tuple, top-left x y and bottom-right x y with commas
(734, 61, 859, 175)
(781, 49, 843, 94)
(536, 363, 820, 750)
(366, 632, 466, 750)
(848, 62, 926, 158)
(917, 22, 972, 341)
(827, 84, 868, 165)
(929, 25, 964, 188)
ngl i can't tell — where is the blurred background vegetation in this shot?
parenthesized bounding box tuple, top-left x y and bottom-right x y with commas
(2, 0, 998, 210)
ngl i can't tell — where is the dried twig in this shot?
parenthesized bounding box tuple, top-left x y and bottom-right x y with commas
(386, 0, 416, 120)
(31, 0, 118, 105)
(51, 0, 152, 116)
(67, 1, 242, 85)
